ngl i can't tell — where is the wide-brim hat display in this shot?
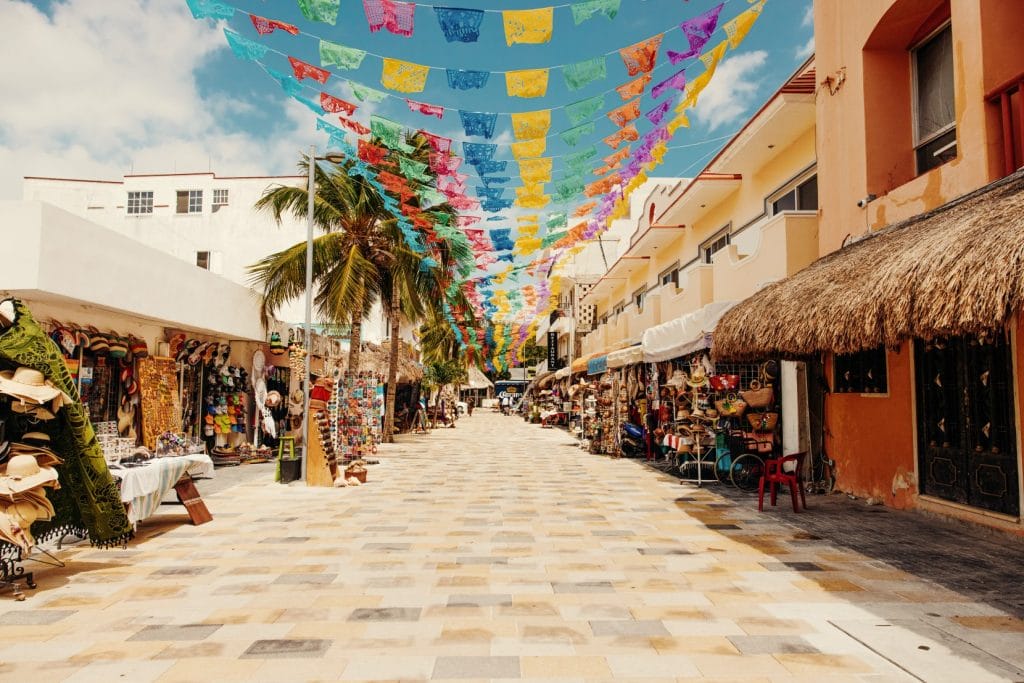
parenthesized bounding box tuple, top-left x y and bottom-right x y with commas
(9, 400, 56, 421)
(0, 367, 73, 410)
(9, 442, 63, 468)
(265, 390, 283, 408)
(0, 454, 59, 497)
(686, 366, 709, 388)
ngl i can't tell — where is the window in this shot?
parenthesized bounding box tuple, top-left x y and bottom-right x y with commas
(176, 190, 203, 214)
(612, 301, 625, 317)
(834, 347, 888, 394)
(913, 23, 956, 174)
(126, 191, 153, 215)
(212, 188, 229, 212)
(701, 231, 730, 265)
(632, 287, 647, 311)
(659, 262, 680, 288)
(196, 251, 211, 270)
(770, 174, 818, 215)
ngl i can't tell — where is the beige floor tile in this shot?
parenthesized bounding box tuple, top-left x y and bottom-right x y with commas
(520, 655, 612, 678)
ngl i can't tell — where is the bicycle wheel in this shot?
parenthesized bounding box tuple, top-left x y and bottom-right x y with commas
(730, 453, 765, 491)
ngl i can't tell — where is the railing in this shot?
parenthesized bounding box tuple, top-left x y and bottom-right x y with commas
(987, 72, 1024, 178)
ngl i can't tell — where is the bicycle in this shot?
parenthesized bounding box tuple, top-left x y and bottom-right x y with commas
(724, 430, 773, 491)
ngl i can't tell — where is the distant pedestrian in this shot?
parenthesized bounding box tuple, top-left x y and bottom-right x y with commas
(467, 397, 475, 417)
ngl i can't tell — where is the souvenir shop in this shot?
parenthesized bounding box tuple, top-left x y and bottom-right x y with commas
(305, 370, 384, 488)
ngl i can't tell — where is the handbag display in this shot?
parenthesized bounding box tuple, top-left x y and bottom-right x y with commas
(715, 394, 747, 417)
(747, 411, 779, 432)
(709, 374, 740, 391)
(740, 380, 774, 408)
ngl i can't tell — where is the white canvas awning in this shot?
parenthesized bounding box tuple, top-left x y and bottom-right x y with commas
(554, 366, 571, 379)
(642, 300, 738, 363)
(549, 316, 572, 334)
(606, 345, 644, 368)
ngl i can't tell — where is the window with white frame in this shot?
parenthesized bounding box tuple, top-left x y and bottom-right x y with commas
(212, 188, 229, 211)
(769, 174, 818, 215)
(701, 230, 730, 265)
(913, 22, 956, 174)
(176, 189, 203, 214)
(126, 191, 153, 215)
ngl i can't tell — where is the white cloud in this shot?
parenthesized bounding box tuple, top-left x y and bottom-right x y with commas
(692, 50, 769, 133)
(795, 36, 815, 61)
(801, 4, 814, 27)
(0, 0, 312, 198)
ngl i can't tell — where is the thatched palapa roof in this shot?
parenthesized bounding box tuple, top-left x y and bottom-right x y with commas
(713, 169, 1024, 361)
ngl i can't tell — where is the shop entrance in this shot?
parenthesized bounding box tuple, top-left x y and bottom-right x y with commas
(914, 334, 1020, 516)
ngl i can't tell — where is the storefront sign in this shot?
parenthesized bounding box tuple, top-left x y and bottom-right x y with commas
(547, 331, 558, 370)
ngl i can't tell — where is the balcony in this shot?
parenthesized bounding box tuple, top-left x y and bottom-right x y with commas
(581, 322, 607, 357)
(661, 264, 714, 322)
(987, 71, 1024, 178)
(606, 312, 630, 349)
(629, 296, 662, 343)
(711, 211, 818, 302)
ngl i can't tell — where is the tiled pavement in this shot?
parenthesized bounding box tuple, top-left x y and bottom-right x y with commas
(1, 412, 1023, 682)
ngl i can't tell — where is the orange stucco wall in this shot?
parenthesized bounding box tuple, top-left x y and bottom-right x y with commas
(814, 0, 1024, 517)
(827, 347, 918, 508)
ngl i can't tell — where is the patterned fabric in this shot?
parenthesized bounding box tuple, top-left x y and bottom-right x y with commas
(349, 81, 387, 102)
(514, 188, 550, 209)
(434, 7, 484, 43)
(381, 58, 429, 93)
(457, 215, 481, 227)
(422, 132, 452, 154)
(358, 140, 389, 165)
(186, 0, 233, 19)
(406, 99, 444, 119)
(289, 57, 331, 84)
(506, 69, 549, 98)
(652, 67, 687, 99)
(446, 69, 490, 90)
(502, 8, 553, 45)
(594, 161, 620, 176)
(319, 40, 367, 70)
(268, 68, 303, 97)
(316, 118, 348, 147)
(0, 301, 132, 546)
(399, 156, 432, 182)
(571, 0, 620, 24)
(321, 93, 357, 115)
(370, 115, 413, 151)
(511, 138, 546, 159)
(667, 111, 690, 134)
(603, 125, 638, 149)
(585, 175, 620, 197)
(564, 94, 603, 127)
(546, 212, 567, 228)
(480, 197, 513, 211)
(560, 122, 595, 147)
(562, 56, 606, 91)
(298, 0, 340, 25)
(510, 110, 551, 140)
(477, 186, 505, 201)
(474, 160, 507, 174)
(616, 73, 651, 101)
(555, 175, 585, 200)
(224, 29, 266, 62)
(565, 146, 597, 171)
(459, 110, 498, 139)
(645, 100, 672, 125)
(603, 147, 630, 166)
(725, 1, 765, 48)
(489, 229, 514, 251)
(514, 236, 542, 256)
(518, 157, 552, 184)
(250, 14, 299, 35)
(668, 3, 723, 63)
(463, 142, 496, 164)
(340, 117, 370, 135)
(542, 229, 568, 247)
(699, 39, 729, 72)
(620, 34, 663, 76)
(482, 176, 510, 186)
(607, 98, 640, 127)
(363, 0, 416, 36)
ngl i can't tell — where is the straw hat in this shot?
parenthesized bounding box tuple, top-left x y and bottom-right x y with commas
(686, 365, 708, 388)
(0, 368, 72, 410)
(9, 401, 56, 421)
(0, 454, 59, 498)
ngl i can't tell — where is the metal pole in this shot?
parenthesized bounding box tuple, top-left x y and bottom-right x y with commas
(300, 144, 315, 482)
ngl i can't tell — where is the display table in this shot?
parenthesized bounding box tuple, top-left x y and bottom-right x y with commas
(110, 454, 214, 526)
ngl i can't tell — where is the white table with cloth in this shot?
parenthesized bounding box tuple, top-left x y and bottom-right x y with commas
(110, 454, 214, 526)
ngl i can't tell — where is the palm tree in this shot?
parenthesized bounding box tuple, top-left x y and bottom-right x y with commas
(250, 155, 395, 372)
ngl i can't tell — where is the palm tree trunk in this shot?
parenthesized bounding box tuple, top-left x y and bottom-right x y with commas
(383, 287, 401, 443)
(348, 292, 364, 372)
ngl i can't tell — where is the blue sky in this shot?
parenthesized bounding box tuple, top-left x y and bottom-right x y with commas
(0, 0, 813, 198)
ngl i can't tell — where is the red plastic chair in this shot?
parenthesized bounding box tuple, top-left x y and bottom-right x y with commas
(758, 452, 808, 512)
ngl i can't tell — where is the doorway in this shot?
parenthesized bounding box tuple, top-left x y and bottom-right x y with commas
(914, 333, 1019, 516)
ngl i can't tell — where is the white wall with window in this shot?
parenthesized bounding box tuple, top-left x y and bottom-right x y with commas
(20, 172, 391, 341)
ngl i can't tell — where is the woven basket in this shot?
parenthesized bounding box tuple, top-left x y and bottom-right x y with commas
(746, 412, 779, 432)
(344, 468, 367, 483)
(740, 381, 774, 408)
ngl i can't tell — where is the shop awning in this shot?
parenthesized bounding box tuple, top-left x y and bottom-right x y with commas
(571, 352, 601, 374)
(642, 300, 738, 362)
(713, 170, 1024, 360)
(607, 344, 643, 368)
(554, 366, 571, 379)
(464, 364, 494, 390)
(586, 355, 608, 376)
(536, 371, 555, 388)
